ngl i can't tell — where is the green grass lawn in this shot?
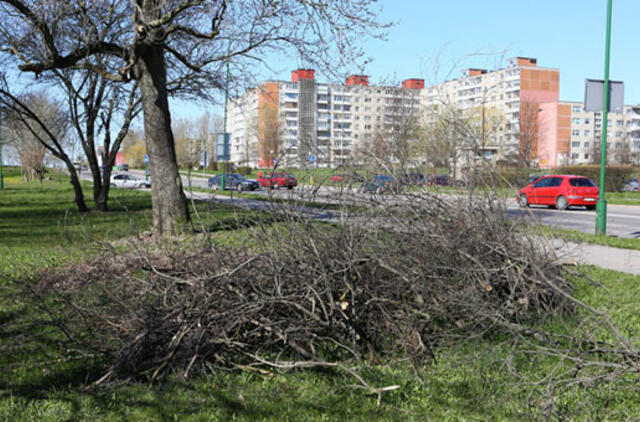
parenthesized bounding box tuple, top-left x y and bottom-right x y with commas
(2, 170, 640, 420)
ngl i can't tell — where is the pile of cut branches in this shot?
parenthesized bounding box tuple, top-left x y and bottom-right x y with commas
(19, 193, 575, 386)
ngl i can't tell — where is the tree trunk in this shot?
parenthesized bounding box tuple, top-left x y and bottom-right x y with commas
(136, 43, 190, 235)
(62, 158, 89, 212)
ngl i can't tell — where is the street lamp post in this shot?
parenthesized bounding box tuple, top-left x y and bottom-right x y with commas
(596, 0, 613, 235)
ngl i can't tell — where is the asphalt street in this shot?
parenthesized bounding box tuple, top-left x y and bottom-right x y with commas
(124, 169, 640, 239)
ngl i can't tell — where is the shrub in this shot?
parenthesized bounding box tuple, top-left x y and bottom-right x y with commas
(235, 166, 253, 176)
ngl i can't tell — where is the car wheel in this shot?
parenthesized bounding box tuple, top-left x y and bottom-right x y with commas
(110, 183, 116, 188)
(555, 195, 568, 211)
(275, 182, 281, 189)
(518, 194, 529, 208)
(586, 205, 596, 211)
(138, 183, 145, 189)
(287, 185, 294, 190)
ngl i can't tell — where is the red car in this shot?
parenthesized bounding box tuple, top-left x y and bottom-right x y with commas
(257, 171, 298, 189)
(517, 175, 599, 210)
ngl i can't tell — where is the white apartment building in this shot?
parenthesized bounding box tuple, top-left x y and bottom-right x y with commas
(227, 70, 423, 168)
(564, 102, 640, 165)
(419, 57, 560, 167)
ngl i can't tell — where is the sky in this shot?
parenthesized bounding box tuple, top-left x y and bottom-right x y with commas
(172, 0, 639, 120)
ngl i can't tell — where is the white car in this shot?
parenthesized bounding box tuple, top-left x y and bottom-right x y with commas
(110, 173, 151, 189)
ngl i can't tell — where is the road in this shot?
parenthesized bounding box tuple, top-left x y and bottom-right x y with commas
(507, 204, 640, 239)
(124, 170, 640, 239)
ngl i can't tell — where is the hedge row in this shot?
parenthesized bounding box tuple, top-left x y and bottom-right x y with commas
(467, 165, 637, 191)
(553, 165, 636, 192)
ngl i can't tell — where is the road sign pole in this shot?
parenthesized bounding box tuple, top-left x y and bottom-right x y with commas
(0, 109, 4, 190)
(596, 0, 613, 235)
(221, 62, 230, 190)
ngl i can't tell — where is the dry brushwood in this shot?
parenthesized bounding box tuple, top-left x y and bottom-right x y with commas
(16, 190, 578, 390)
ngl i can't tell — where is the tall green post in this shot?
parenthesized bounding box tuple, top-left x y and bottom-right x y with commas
(221, 62, 230, 191)
(596, 0, 613, 235)
(0, 110, 4, 190)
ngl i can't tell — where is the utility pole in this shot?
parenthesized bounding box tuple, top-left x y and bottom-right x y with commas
(596, 0, 613, 235)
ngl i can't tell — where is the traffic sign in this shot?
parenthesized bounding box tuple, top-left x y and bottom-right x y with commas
(308, 155, 316, 164)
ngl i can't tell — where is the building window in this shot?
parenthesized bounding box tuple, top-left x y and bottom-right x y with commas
(585, 118, 590, 124)
(572, 118, 581, 124)
(572, 130, 580, 136)
(571, 153, 579, 159)
(571, 141, 581, 148)
(584, 153, 589, 159)
(584, 142, 590, 148)
(572, 105, 581, 113)
(584, 130, 590, 137)
(364, 97, 371, 103)
(615, 131, 623, 138)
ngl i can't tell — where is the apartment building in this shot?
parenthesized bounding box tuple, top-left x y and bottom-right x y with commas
(228, 57, 638, 170)
(420, 57, 560, 167)
(539, 102, 640, 168)
(227, 69, 423, 168)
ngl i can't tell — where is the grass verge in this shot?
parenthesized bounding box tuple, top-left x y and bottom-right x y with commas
(1, 172, 640, 420)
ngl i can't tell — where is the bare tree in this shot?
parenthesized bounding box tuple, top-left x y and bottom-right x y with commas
(613, 138, 632, 165)
(0, 87, 89, 211)
(0, 0, 389, 235)
(518, 99, 539, 167)
(59, 70, 141, 212)
(174, 117, 201, 170)
(2, 93, 52, 182)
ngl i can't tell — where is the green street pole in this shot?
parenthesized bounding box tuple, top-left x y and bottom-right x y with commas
(221, 62, 230, 191)
(0, 110, 4, 190)
(596, 0, 613, 235)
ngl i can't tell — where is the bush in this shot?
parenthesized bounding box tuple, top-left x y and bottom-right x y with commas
(235, 166, 253, 176)
(553, 165, 636, 191)
(466, 167, 532, 188)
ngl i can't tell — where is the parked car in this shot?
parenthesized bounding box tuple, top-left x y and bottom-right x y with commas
(208, 173, 260, 191)
(426, 174, 448, 186)
(257, 171, 297, 189)
(402, 172, 425, 185)
(118, 163, 129, 172)
(331, 174, 345, 182)
(359, 174, 401, 194)
(622, 178, 638, 192)
(110, 173, 151, 189)
(517, 175, 599, 210)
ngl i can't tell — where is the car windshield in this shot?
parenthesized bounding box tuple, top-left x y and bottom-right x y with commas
(285, 173, 295, 178)
(569, 178, 596, 187)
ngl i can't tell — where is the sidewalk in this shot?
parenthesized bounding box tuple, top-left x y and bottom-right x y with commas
(554, 240, 640, 275)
